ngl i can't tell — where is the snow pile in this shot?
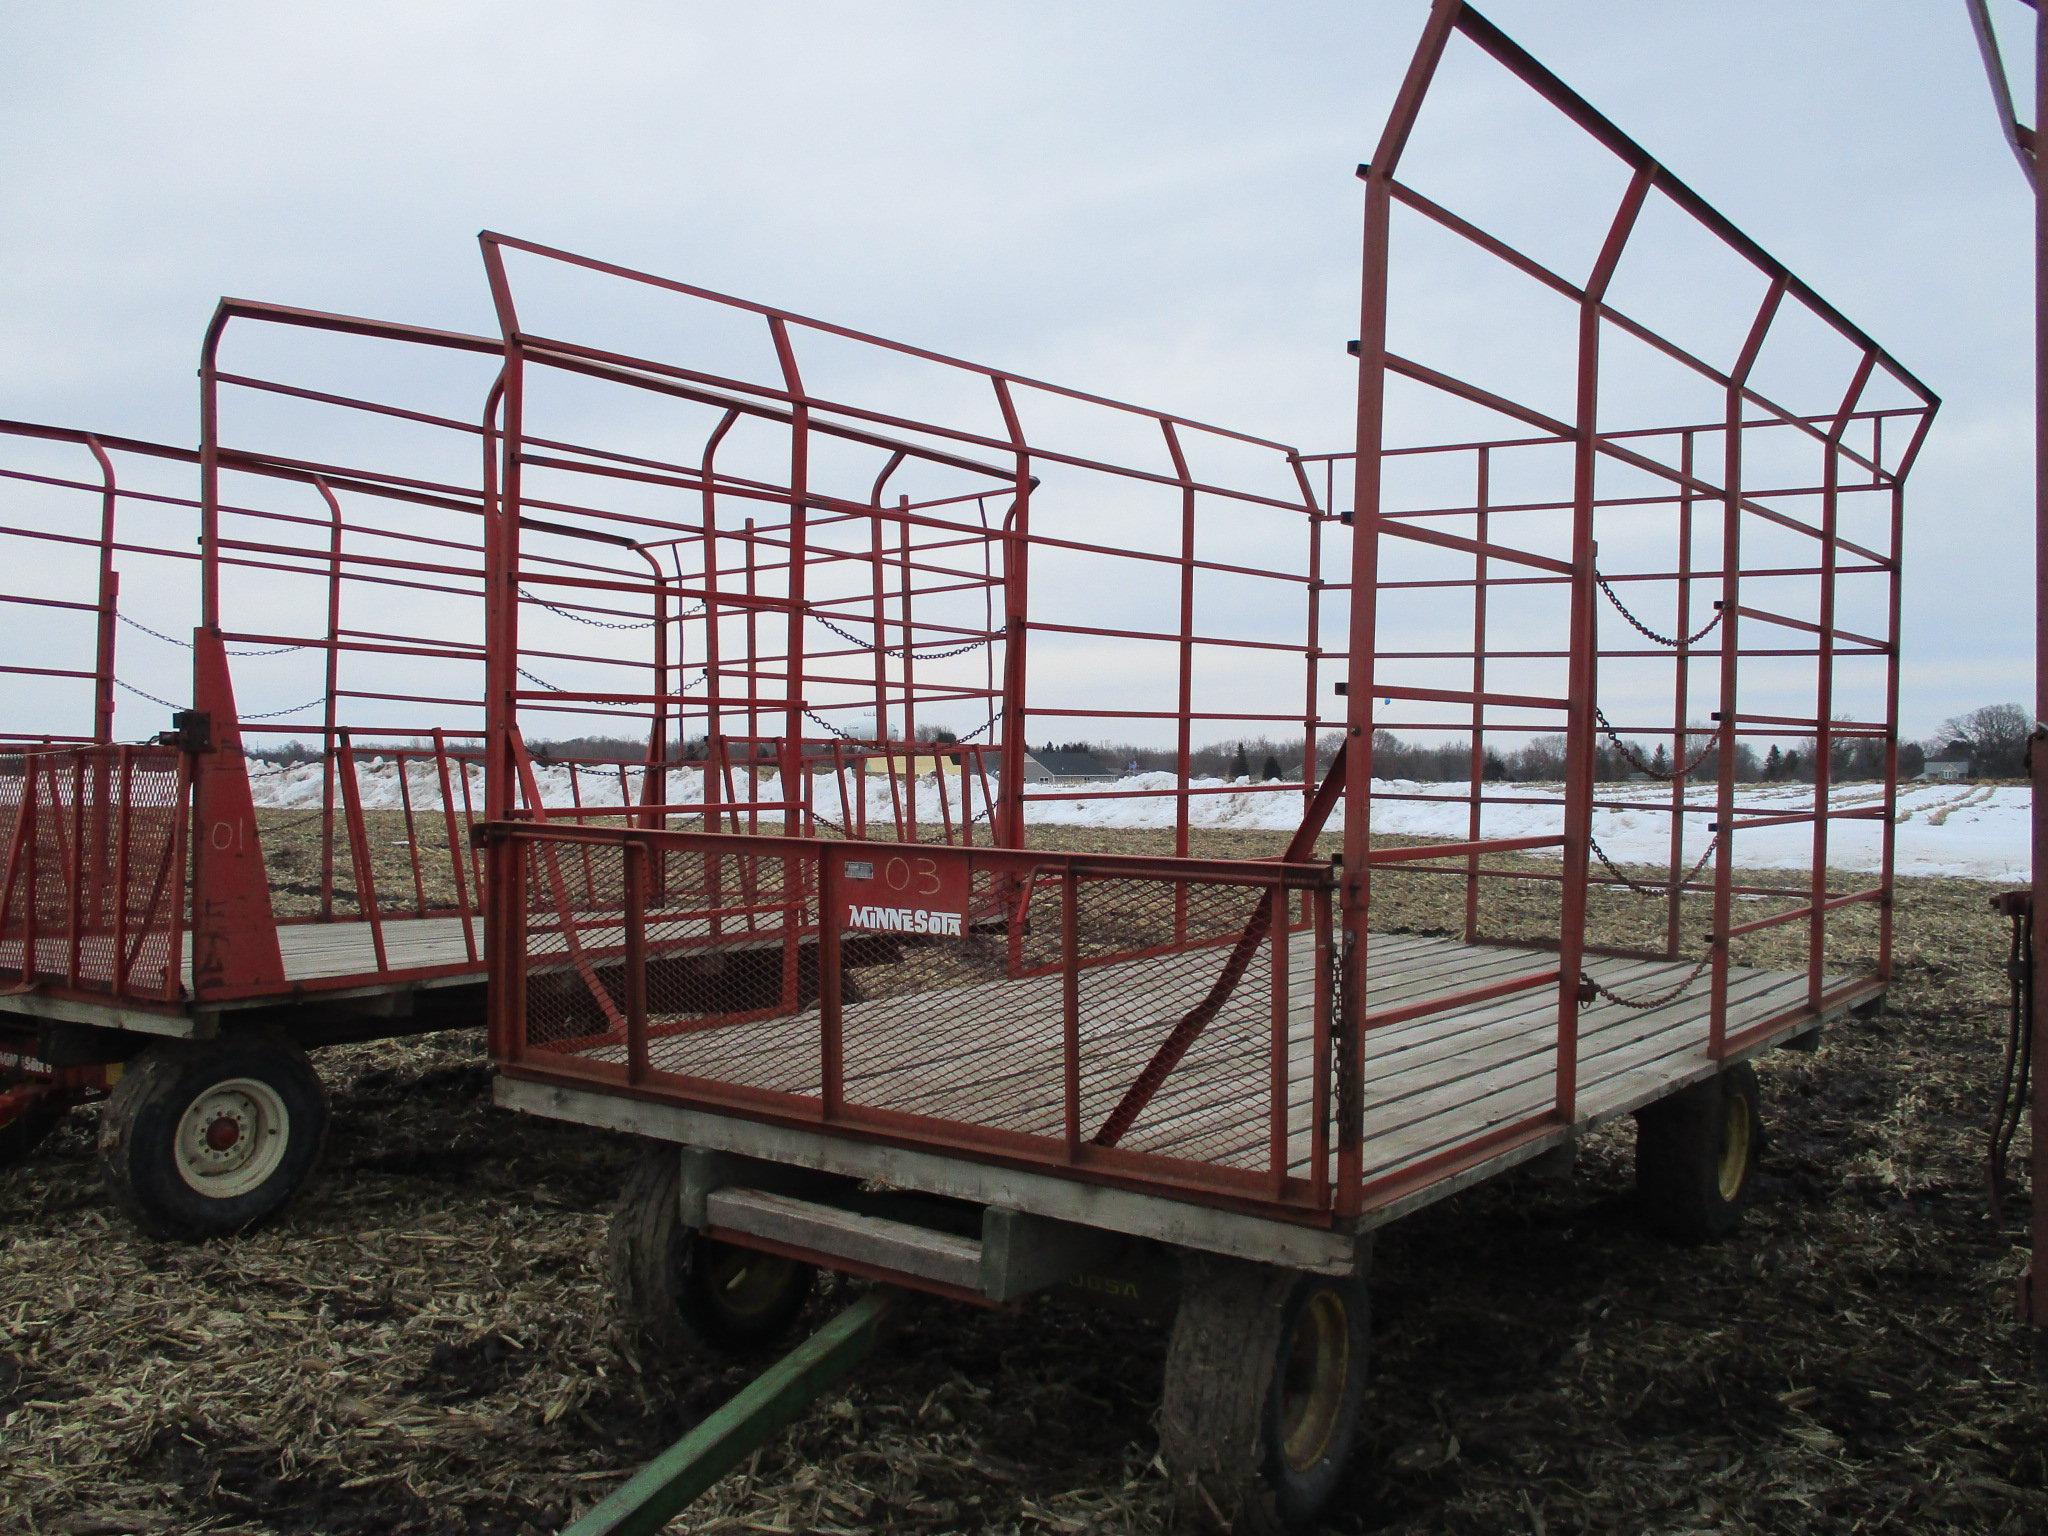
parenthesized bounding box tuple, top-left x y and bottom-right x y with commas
(249, 758, 2028, 881)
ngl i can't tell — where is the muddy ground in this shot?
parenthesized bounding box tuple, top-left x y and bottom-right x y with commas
(3, 820, 2046, 1534)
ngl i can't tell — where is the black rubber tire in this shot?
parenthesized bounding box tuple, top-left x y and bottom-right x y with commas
(0, 1092, 65, 1168)
(606, 1145, 815, 1365)
(1158, 1259, 1370, 1533)
(96, 1030, 328, 1241)
(1635, 1060, 1762, 1244)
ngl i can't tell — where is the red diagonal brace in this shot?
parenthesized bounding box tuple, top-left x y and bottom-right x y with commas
(1092, 740, 1347, 1147)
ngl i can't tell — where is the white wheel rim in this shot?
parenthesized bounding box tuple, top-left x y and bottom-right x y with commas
(174, 1077, 290, 1199)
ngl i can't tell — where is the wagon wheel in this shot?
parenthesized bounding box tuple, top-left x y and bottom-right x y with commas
(1634, 1059, 1762, 1243)
(1158, 1258, 1369, 1533)
(607, 1144, 815, 1364)
(97, 1029, 328, 1240)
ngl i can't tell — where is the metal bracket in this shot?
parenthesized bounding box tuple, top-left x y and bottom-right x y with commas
(158, 709, 211, 753)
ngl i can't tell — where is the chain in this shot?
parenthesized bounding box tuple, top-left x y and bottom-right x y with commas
(117, 675, 323, 719)
(958, 710, 1003, 742)
(1584, 950, 1714, 1012)
(518, 586, 706, 628)
(242, 758, 314, 780)
(114, 678, 184, 710)
(518, 662, 708, 696)
(240, 694, 330, 720)
(519, 587, 663, 630)
(1589, 832, 1719, 898)
(1595, 571, 1722, 649)
(812, 612, 996, 661)
(1594, 705, 1718, 780)
(802, 707, 863, 741)
(117, 612, 302, 656)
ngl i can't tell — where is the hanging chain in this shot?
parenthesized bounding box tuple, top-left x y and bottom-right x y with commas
(240, 694, 329, 720)
(1594, 704, 1719, 780)
(1589, 832, 1719, 898)
(114, 678, 184, 710)
(117, 611, 302, 656)
(517, 587, 706, 630)
(517, 663, 707, 695)
(1595, 570, 1722, 649)
(1584, 950, 1715, 1012)
(811, 611, 997, 661)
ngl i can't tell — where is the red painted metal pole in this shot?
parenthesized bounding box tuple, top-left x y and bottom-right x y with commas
(1666, 431, 1695, 960)
(86, 436, 118, 747)
(1465, 446, 1489, 945)
(1809, 354, 1877, 1009)
(993, 377, 1031, 853)
(1711, 280, 1788, 1059)
(1555, 165, 1652, 1124)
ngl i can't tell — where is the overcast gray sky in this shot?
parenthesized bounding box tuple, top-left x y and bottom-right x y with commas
(0, 1, 2033, 745)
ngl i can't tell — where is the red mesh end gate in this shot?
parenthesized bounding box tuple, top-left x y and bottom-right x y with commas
(0, 744, 189, 1002)
(491, 822, 1343, 1218)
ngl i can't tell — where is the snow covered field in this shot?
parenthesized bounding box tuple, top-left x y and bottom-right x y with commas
(249, 760, 2029, 883)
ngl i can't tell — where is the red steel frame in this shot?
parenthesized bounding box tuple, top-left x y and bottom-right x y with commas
(475, 1, 1935, 1229)
(4, 3, 1941, 1231)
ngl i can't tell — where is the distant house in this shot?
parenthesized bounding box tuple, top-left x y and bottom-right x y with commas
(1024, 748, 1115, 785)
(1921, 741, 1973, 781)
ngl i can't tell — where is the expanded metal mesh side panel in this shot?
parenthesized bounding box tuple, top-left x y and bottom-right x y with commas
(1074, 877, 1283, 1173)
(641, 845, 821, 1096)
(0, 755, 23, 977)
(520, 838, 634, 1057)
(840, 864, 1063, 1133)
(0, 747, 185, 998)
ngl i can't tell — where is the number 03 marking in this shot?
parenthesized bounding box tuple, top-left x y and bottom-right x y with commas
(883, 854, 942, 896)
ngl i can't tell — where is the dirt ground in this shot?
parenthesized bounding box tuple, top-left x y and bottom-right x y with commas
(3, 823, 2046, 1534)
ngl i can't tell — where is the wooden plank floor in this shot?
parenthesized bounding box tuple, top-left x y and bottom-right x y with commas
(177, 916, 488, 988)
(582, 931, 1847, 1200)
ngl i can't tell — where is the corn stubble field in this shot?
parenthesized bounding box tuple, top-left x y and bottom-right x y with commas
(3, 814, 2047, 1534)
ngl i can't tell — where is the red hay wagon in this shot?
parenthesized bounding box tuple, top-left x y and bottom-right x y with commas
(465, 6, 1936, 1524)
(0, 2, 1938, 1523)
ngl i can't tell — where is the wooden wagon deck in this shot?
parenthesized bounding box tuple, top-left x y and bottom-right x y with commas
(539, 928, 1863, 1211)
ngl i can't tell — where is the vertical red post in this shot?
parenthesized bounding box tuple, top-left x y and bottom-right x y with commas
(1555, 165, 1651, 1124)
(1268, 886, 1290, 1194)
(700, 409, 737, 840)
(1877, 475, 1905, 985)
(1666, 431, 1696, 960)
(896, 493, 919, 842)
(1061, 863, 1081, 1157)
(623, 840, 649, 1085)
(1465, 446, 1490, 944)
(1163, 420, 1197, 942)
(1340, 0, 1459, 1218)
(315, 478, 344, 922)
(86, 436, 118, 747)
(1810, 355, 1876, 1008)
(819, 849, 843, 1118)
(1711, 280, 1787, 1060)
(477, 249, 529, 1067)
(992, 377, 1032, 854)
